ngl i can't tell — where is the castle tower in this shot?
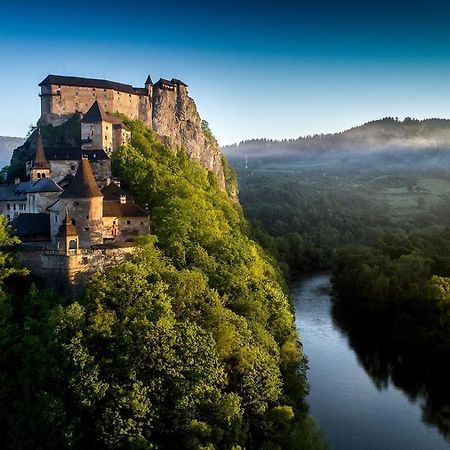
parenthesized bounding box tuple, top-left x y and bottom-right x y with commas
(31, 131, 50, 180)
(81, 101, 113, 152)
(55, 210, 79, 255)
(145, 75, 153, 97)
(58, 156, 103, 247)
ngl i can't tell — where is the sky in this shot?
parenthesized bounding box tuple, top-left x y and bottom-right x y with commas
(2, 0, 450, 145)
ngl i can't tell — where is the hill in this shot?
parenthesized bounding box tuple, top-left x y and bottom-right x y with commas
(0, 120, 326, 449)
(223, 117, 450, 158)
(0, 136, 25, 168)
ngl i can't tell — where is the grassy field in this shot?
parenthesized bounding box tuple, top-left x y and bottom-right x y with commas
(234, 155, 450, 223)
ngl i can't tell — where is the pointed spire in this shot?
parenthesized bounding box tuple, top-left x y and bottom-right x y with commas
(81, 100, 111, 123)
(34, 129, 50, 169)
(145, 75, 153, 86)
(60, 156, 102, 199)
(56, 208, 78, 238)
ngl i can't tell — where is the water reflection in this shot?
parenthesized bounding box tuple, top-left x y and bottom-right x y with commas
(292, 273, 450, 450)
(331, 301, 450, 442)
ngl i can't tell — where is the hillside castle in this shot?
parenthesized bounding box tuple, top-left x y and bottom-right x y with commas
(1, 73, 226, 293)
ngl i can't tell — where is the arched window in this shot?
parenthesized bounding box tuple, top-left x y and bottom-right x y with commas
(69, 239, 77, 250)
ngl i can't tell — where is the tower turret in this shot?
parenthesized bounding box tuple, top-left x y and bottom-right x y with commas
(145, 75, 153, 96)
(58, 156, 104, 247)
(55, 209, 79, 255)
(31, 130, 50, 180)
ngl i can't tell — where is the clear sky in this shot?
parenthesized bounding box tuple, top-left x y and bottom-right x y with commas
(2, 0, 450, 145)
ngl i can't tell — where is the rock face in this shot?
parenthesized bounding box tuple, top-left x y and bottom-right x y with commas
(152, 83, 226, 189)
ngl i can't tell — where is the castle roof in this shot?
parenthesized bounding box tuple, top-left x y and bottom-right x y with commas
(81, 101, 111, 123)
(33, 131, 50, 169)
(171, 78, 188, 87)
(60, 157, 102, 199)
(145, 75, 153, 86)
(11, 213, 51, 240)
(154, 78, 175, 88)
(56, 211, 78, 238)
(0, 178, 62, 201)
(103, 201, 148, 218)
(39, 74, 145, 96)
(101, 182, 134, 202)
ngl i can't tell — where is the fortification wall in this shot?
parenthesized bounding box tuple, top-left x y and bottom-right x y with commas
(40, 84, 151, 126)
(17, 246, 134, 295)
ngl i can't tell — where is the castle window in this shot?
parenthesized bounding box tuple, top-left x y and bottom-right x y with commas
(71, 165, 76, 170)
(72, 219, 76, 225)
(86, 215, 89, 219)
(141, 221, 144, 225)
(13, 205, 16, 210)
(84, 227, 89, 231)
(104, 89, 107, 92)
(127, 220, 130, 225)
(6, 204, 9, 210)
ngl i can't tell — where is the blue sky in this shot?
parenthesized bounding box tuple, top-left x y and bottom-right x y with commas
(2, 0, 450, 144)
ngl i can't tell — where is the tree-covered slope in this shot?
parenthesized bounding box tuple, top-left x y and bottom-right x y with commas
(0, 121, 326, 449)
(224, 117, 450, 157)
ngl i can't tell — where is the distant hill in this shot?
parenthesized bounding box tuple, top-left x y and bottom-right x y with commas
(0, 136, 25, 168)
(223, 117, 450, 158)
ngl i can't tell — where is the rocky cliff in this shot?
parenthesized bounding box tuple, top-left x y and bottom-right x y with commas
(152, 86, 226, 190)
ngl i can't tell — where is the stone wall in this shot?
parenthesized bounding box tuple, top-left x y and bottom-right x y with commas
(26, 191, 61, 214)
(40, 84, 152, 127)
(50, 197, 103, 246)
(50, 159, 111, 185)
(17, 245, 134, 296)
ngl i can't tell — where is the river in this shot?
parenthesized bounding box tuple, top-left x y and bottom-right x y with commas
(292, 273, 450, 450)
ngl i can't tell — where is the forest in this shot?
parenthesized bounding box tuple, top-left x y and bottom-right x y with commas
(228, 148, 450, 439)
(0, 121, 327, 449)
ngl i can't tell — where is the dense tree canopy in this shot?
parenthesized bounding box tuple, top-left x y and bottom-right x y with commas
(0, 123, 326, 449)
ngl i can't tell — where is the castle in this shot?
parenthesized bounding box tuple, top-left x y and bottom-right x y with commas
(39, 74, 188, 128)
(0, 72, 226, 293)
(0, 77, 165, 293)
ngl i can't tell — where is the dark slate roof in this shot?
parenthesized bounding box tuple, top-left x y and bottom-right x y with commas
(145, 75, 153, 86)
(60, 158, 102, 199)
(39, 74, 144, 95)
(103, 202, 148, 218)
(0, 179, 62, 201)
(11, 213, 50, 238)
(81, 101, 110, 123)
(26, 178, 63, 193)
(33, 132, 50, 169)
(44, 147, 110, 161)
(171, 78, 188, 87)
(101, 182, 134, 202)
(154, 78, 175, 87)
(56, 212, 78, 238)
